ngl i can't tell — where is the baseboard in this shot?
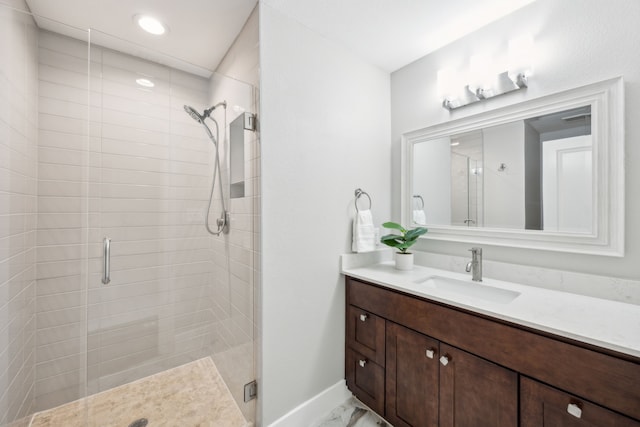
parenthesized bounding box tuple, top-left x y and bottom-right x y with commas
(267, 380, 351, 427)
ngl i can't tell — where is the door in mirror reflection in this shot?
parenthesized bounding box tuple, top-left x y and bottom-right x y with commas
(542, 135, 592, 233)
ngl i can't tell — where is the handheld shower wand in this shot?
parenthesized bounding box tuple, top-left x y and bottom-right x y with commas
(183, 102, 229, 236)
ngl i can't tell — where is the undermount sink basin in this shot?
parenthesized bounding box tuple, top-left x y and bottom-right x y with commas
(414, 275, 520, 304)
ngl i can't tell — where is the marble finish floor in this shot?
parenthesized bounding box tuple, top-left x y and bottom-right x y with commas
(28, 357, 249, 427)
(310, 398, 390, 427)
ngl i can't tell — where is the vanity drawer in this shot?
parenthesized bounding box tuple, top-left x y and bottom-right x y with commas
(347, 304, 385, 366)
(521, 377, 640, 426)
(346, 347, 385, 415)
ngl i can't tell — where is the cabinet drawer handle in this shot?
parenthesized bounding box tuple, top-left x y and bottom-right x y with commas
(439, 355, 450, 366)
(426, 348, 436, 359)
(567, 402, 582, 418)
(358, 359, 367, 368)
(359, 314, 368, 322)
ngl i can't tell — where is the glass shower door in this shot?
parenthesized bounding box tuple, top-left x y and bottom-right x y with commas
(86, 30, 257, 425)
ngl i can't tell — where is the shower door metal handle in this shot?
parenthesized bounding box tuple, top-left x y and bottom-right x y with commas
(102, 237, 111, 284)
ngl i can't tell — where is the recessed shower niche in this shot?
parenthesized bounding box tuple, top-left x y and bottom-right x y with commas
(230, 112, 257, 198)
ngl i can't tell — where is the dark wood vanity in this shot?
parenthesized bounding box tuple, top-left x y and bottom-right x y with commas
(345, 276, 640, 426)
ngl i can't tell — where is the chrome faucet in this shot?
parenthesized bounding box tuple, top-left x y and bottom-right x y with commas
(465, 247, 483, 282)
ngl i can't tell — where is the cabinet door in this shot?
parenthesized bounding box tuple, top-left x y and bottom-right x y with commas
(386, 322, 439, 427)
(521, 377, 640, 427)
(346, 347, 385, 414)
(347, 304, 385, 365)
(440, 343, 518, 427)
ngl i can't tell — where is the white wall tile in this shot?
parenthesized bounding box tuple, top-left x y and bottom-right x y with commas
(0, 1, 38, 421)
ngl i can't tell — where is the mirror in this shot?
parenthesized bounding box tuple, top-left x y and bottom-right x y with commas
(402, 77, 624, 256)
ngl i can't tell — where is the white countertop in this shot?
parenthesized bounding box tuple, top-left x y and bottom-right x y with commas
(341, 253, 640, 358)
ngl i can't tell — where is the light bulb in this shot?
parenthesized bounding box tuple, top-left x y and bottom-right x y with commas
(135, 15, 167, 35)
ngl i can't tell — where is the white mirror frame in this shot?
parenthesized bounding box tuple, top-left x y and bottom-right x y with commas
(401, 77, 624, 256)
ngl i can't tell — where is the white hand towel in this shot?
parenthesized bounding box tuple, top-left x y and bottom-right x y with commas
(352, 209, 376, 253)
(413, 209, 427, 225)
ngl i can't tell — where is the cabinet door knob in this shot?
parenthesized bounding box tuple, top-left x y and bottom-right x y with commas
(426, 348, 436, 359)
(358, 359, 367, 368)
(359, 314, 368, 322)
(439, 355, 450, 366)
(567, 402, 582, 418)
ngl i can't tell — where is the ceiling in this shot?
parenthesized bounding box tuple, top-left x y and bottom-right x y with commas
(25, 0, 535, 78)
(263, 0, 537, 72)
(25, 0, 258, 77)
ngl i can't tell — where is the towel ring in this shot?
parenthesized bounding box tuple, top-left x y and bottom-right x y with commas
(354, 188, 372, 212)
(413, 195, 425, 209)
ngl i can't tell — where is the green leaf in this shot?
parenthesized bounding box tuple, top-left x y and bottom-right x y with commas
(404, 227, 428, 240)
(380, 234, 405, 248)
(382, 222, 405, 233)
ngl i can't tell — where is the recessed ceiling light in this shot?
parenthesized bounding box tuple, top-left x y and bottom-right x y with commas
(136, 78, 155, 88)
(134, 14, 167, 35)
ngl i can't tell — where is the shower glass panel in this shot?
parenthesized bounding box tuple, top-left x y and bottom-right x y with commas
(0, 5, 91, 426)
(86, 30, 257, 424)
(450, 131, 484, 227)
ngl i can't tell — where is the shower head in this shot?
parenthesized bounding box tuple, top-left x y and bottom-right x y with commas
(183, 101, 227, 124)
(184, 105, 205, 123)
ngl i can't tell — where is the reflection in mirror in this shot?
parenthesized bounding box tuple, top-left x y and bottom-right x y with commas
(412, 106, 592, 233)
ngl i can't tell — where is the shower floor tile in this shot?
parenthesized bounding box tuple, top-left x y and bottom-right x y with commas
(30, 357, 248, 427)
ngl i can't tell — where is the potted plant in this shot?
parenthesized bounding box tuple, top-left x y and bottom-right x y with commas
(380, 221, 428, 270)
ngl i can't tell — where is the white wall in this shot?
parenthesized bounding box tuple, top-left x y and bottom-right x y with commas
(259, 3, 391, 424)
(391, 0, 640, 281)
(412, 137, 451, 224)
(483, 121, 525, 229)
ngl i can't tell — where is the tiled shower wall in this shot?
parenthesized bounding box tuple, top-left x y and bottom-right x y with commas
(0, 3, 38, 424)
(86, 39, 218, 396)
(33, 29, 256, 412)
(34, 30, 91, 411)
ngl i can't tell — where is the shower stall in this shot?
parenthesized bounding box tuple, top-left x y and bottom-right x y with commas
(0, 2, 259, 426)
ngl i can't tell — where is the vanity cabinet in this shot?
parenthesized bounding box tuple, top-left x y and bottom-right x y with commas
(385, 322, 517, 427)
(345, 276, 640, 427)
(385, 322, 439, 427)
(439, 343, 517, 427)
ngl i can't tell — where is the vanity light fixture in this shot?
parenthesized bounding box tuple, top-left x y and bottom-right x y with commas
(134, 14, 167, 35)
(135, 78, 155, 88)
(438, 35, 534, 111)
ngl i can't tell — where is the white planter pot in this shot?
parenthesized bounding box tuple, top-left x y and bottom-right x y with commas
(394, 252, 414, 271)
